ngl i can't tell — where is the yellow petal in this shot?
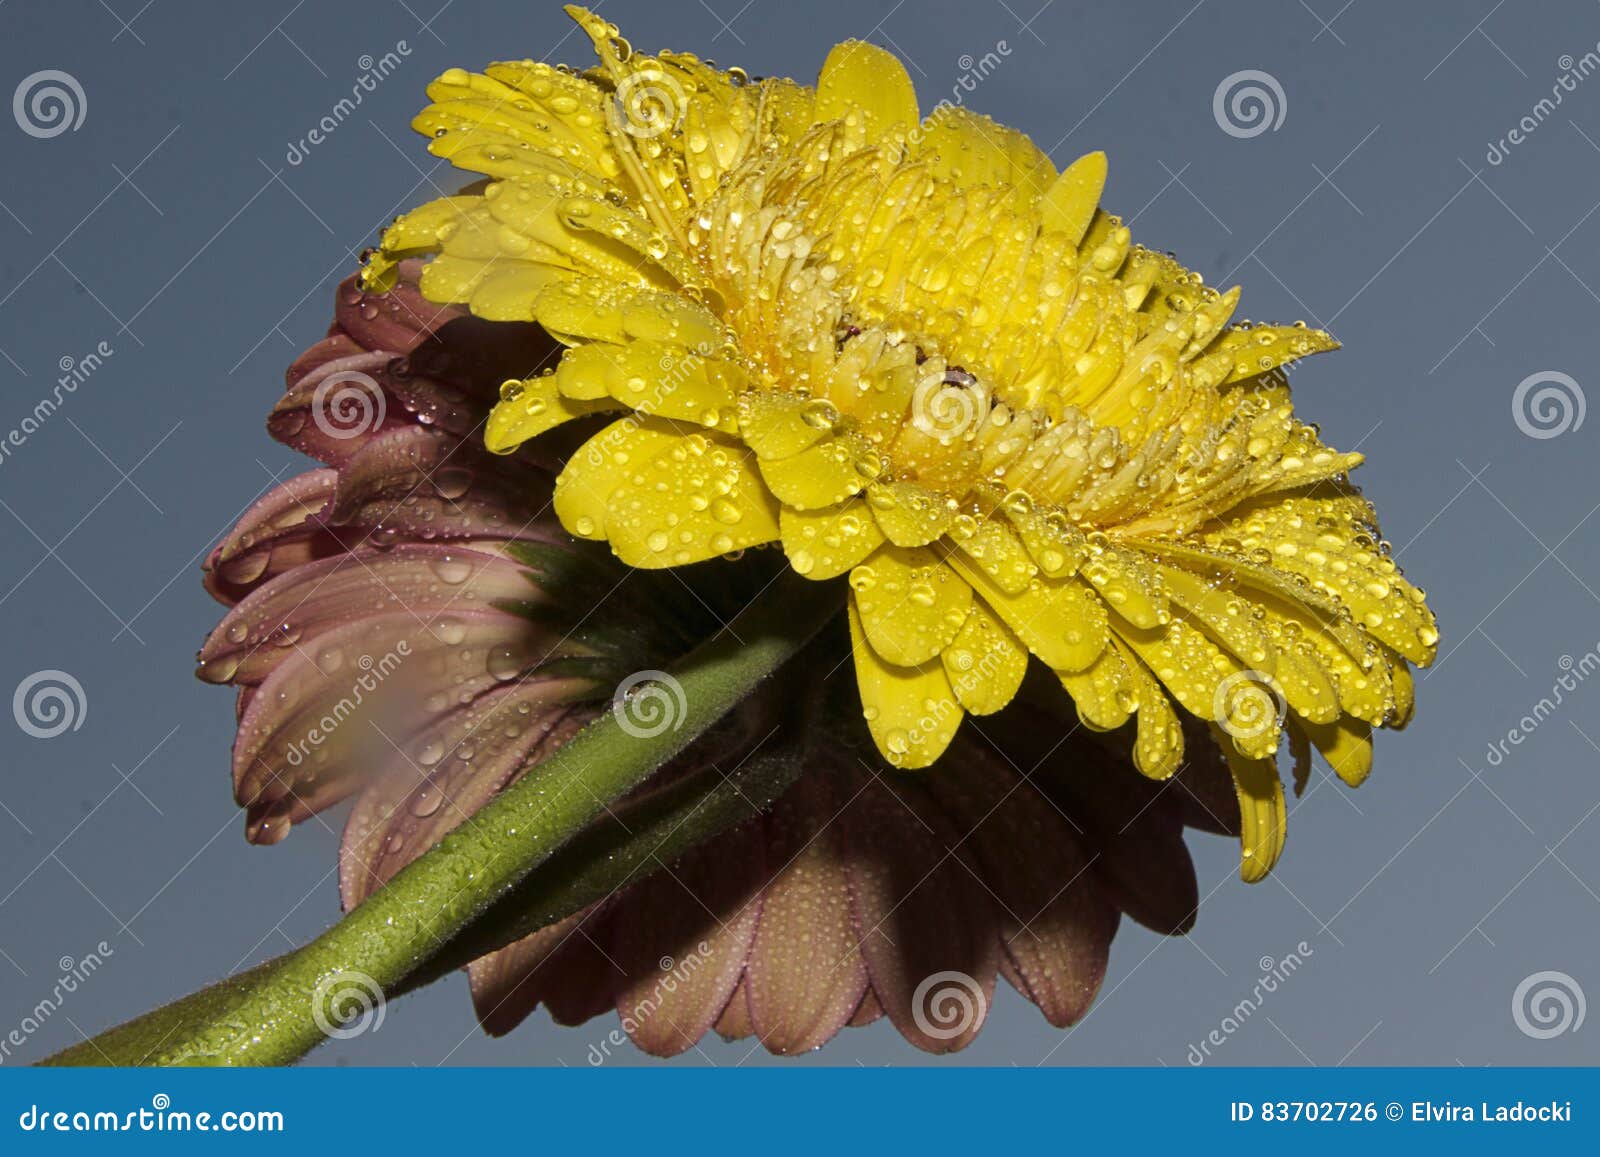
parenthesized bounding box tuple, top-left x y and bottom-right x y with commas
(1002, 495, 1087, 579)
(1301, 717, 1374, 787)
(419, 254, 495, 304)
(1391, 658, 1416, 728)
(619, 291, 726, 349)
(1080, 545, 1169, 629)
(554, 418, 778, 556)
(1057, 644, 1135, 732)
(941, 599, 1027, 716)
(850, 549, 972, 667)
(1212, 323, 1339, 383)
(1118, 617, 1281, 760)
(737, 391, 835, 460)
(365, 195, 478, 287)
(866, 480, 953, 547)
(1213, 730, 1287, 883)
(948, 554, 1108, 673)
(486, 375, 617, 454)
(600, 426, 781, 567)
(848, 598, 963, 769)
(556, 341, 743, 432)
(470, 264, 571, 321)
(1260, 630, 1341, 726)
(1154, 561, 1277, 671)
(814, 40, 918, 143)
(1041, 151, 1106, 246)
(949, 515, 1038, 594)
(779, 500, 884, 580)
(913, 107, 1056, 207)
(1131, 672, 1184, 779)
(757, 434, 880, 510)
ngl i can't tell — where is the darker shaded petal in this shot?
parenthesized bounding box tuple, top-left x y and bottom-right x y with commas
(929, 733, 1119, 1028)
(1171, 715, 1243, 836)
(321, 426, 555, 544)
(840, 768, 1000, 1054)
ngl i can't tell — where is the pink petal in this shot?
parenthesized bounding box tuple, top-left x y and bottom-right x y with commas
(745, 773, 870, 1054)
(609, 823, 765, 1057)
(714, 980, 755, 1041)
(229, 608, 554, 832)
(337, 685, 594, 907)
(203, 470, 341, 605)
(200, 544, 561, 688)
(268, 351, 413, 465)
(850, 989, 885, 1027)
(333, 262, 468, 359)
(469, 905, 622, 1035)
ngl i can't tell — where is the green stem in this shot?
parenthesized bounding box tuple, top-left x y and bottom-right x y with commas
(48, 573, 838, 1067)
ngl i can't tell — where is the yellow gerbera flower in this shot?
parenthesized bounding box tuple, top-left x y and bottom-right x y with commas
(362, 6, 1438, 881)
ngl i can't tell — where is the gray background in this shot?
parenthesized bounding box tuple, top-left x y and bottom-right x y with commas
(1, 0, 1597, 1067)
